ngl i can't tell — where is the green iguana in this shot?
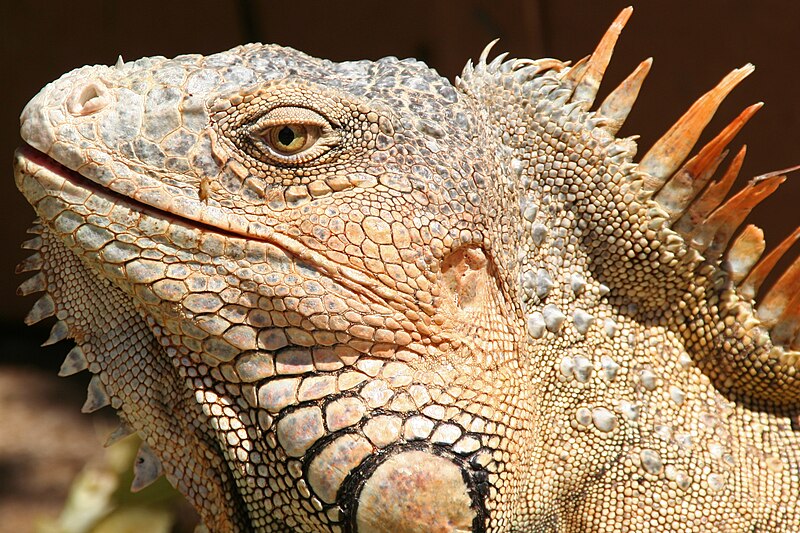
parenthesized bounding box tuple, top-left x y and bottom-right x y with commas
(13, 7, 800, 532)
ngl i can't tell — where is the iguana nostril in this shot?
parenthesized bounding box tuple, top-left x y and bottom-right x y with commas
(67, 81, 108, 116)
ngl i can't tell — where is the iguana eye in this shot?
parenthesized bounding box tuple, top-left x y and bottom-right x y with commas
(266, 124, 319, 155)
(249, 106, 338, 164)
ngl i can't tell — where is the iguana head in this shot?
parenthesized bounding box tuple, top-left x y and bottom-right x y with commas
(14, 8, 800, 532)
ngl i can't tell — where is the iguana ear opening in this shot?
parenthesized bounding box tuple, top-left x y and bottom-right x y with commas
(436, 245, 515, 351)
(439, 246, 490, 312)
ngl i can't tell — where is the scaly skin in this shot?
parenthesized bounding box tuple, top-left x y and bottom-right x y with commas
(13, 9, 800, 532)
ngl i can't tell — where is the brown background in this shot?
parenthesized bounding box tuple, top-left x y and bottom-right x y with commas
(0, 0, 798, 530)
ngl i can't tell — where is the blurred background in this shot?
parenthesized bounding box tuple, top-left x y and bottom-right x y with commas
(1, 0, 798, 531)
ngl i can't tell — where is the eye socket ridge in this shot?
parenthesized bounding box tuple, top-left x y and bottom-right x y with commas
(249, 106, 339, 164)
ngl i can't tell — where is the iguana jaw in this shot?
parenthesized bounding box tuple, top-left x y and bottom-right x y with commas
(14, 136, 279, 242)
(15, 142, 200, 230)
(15, 141, 422, 325)
(14, 71, 315, 245)
(15, 142, 278, 248)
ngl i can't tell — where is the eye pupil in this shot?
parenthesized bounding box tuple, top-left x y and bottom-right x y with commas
(277, 126, 296, 146)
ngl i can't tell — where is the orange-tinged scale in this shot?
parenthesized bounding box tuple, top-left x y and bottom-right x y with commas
(572, 6, 633, 108)
(758, 252, 800, 327)
(639, 65, 754, 191)
(598, 57, 652, 134)
(724, 224, 765, 283)
(657, 104, 761, 220)
(561, 55, 590, 86)
(770, 289, 800, 346)
(676, 145, 747, 235)
(740, 226, 800, 301)
(694, 175, 785, 259)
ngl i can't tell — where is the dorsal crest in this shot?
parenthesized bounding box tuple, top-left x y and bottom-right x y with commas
(458, 7, 800, 404)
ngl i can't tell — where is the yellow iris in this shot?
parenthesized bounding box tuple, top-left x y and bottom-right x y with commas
(269, 125, 309, 154)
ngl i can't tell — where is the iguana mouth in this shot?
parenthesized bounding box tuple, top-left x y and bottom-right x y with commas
(17, 143, 77, 178)
(14, 142, 415, 313)
(15, 142, 246, 241)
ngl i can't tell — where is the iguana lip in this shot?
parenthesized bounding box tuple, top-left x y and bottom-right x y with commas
(14, 142, 246, 241)
(16, 142, 87, 188)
